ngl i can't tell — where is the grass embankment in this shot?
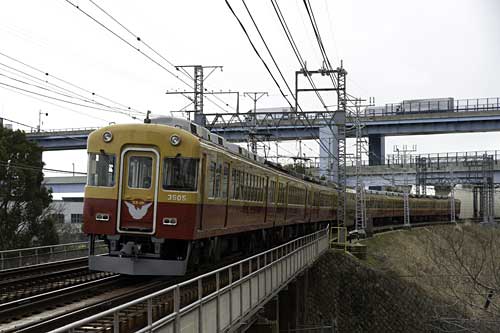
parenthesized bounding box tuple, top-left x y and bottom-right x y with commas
(361, 223, 500, 332)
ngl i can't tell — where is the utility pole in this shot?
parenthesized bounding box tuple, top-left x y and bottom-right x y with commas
(244, 91, 268, 154)
(166, 65, 238, 126)
(403, 171, 411, 228)
(353, 98, 368, 235)
(393, 144, 417, 165)
(336, 63, 348, 229)
(37, 110, 48, 132)
(416, 156, 427, 195)
(294, 63, 347, 228)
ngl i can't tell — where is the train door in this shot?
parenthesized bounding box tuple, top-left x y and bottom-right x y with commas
(199, 154, 207, 230)
(202, 154, 226, 230)
(263, 176, 269, 223)
(223, 162, 230, 228)
(267, 178, 276, 226)
(117, 148, 159, 234)
(277, 182, 286, 225)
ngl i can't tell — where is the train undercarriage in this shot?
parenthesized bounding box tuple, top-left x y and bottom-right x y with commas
(88, 221, 329, 276)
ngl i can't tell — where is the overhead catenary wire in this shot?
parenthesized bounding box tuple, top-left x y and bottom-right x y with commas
(0, 81, 142, 117)
(227, 0, 337, 161)
(0, 62, 140, 118)
(269, 0, 341, 148)
(270, 0, 329, 109)
(0, 51, 144, 117)
(302, 0, 337, 88)
(65, 0, 234, 115)
(0, 84, 111, 124)
(0, 71, 142, 118)
(86, 0, 238, 114)
(0, 116, 37, 130)
(0, 160, 87, 175)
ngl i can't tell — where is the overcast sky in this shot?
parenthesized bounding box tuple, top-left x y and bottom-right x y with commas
(0, 0, 499, 174)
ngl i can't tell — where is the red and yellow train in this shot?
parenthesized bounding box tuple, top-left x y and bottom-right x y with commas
(83, 117, 459, 275)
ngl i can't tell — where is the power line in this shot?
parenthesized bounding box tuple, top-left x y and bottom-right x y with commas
(65, 0, 234, 114)
(0, 51, 144, 116)
(0, 62, 139, 117)
(0, 117, 37, 130)
(87, 0, 237, 114)
(269, 0, 341, 150)
(0, 160, 86, 175)
(227, 0, 336, 160)
(0, 81, 142, 117)
(302, 0, 337, 88)
(0, 84, 110, 124)
(0, 71, 142, 118)
(271, 0, 329, 108)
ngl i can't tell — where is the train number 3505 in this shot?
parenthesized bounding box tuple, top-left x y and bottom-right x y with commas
(167, 194, 187, 201)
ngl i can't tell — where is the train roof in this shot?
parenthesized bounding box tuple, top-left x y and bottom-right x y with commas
(151, 116, 334, 188)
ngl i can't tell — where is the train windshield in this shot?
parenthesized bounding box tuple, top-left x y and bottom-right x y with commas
(88, 152, 115, 187)
(128, 156, 153, 189)
(163, 158, 198, 191)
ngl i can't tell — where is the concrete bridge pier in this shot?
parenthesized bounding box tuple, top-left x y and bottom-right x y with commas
(368, 134, 385, 166)
(248, 271, 309, 332)
(319, 126, 339, 181)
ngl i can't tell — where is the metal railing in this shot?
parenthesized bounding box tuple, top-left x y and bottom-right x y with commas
(52, 227, 330, 333)
(346, 150, 500, 168)
(0, 240, 105, 270)
(367, 97, 500, 117)
(20, 97, 500, 137)
(27, 127, 98, 135)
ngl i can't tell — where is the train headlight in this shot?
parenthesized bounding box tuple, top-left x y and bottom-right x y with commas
(170, 134, 181, 146)
(103, 131, 113, 143)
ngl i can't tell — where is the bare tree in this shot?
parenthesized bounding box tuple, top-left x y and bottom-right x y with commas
(417, 224, 500, 332)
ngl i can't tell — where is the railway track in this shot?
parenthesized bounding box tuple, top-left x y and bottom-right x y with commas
(0, 257, 88, 282)
(48, 253, 268, 333)
(1, 222, 458, 332)
(0, 252, 253, 333)
(0, 274, 167, 333)
(0, 257, 114, 304)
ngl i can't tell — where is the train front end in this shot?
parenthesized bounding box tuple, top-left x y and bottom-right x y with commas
(83, 123, 200, 275)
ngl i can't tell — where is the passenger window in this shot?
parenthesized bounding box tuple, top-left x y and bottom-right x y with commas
(214, 163, 222, 197)
(128, 156, 153, 189)
(163, 158, 198, 191)
(88, 152, 115, 187)
(208, 161, 217, 198)
(222, 163, 229, 198)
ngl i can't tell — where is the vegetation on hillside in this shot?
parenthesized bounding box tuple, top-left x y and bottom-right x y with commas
(363, 224, 500, 332)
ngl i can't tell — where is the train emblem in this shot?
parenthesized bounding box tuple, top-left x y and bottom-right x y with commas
(124, 200, 152, 220)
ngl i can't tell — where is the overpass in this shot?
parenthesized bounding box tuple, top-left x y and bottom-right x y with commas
(346, 150, 500, 187)
(25, 97, 500, 170)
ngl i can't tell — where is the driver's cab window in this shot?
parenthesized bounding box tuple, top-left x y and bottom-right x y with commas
(128, 156, 152, 189)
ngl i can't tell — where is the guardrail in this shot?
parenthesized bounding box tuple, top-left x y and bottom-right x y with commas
(346, 150, 500, 168)
(26, 127, 98, 135)
(53, 227, 329, 333)
(0, 240, 106, 270)
(368, 97, 500, 117)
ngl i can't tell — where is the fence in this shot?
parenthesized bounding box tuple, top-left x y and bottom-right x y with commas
(0, 240, 105, 270)
(365, 97, 500, 117)
(347, 150, 500, 168)
(53, 227, 330, 333)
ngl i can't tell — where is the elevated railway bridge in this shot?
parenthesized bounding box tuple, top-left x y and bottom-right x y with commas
(23, 97, 500, 177)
